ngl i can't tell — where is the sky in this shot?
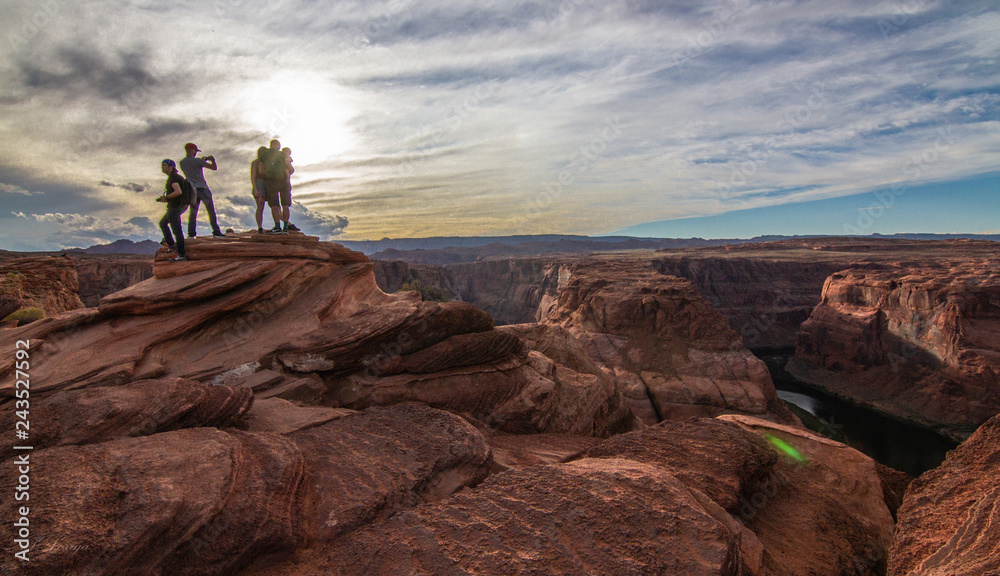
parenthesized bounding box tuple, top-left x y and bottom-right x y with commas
(0, 0, 997, 251)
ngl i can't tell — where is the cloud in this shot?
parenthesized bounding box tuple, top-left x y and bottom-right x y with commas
(0, 183, 42, 196)
(100, 180, 151, 193)
(291, 202, 350, 239)
(14, 211, 159, 248)
(0, 0, 997, 248)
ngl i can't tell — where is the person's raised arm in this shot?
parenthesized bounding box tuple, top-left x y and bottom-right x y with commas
(204, 155, 218, 171)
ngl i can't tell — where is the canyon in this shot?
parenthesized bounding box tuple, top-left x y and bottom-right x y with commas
(0, 234, 997, 574)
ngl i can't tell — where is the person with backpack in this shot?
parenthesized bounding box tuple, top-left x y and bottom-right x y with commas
(157, 159, 188, 261)
(250, 146, 269, 233)
(264, 139, 292, 234)
(180, 142, 224, 238)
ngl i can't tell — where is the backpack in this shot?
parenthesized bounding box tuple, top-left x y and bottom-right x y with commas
(264, 149, 287, 180)
(180, 177, 197, 207)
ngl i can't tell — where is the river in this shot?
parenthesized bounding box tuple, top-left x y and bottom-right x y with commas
(758, 352, 959, 478)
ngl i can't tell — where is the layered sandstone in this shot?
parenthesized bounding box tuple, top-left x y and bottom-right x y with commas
(0, 235, 915, 575)
(243, 416, 897, 576)
(889, 414, 1000, 575)
(0, 233, 638, 437)
(0, 254, 83, 320)
(70, 254, 153, 307)
(539, 259, 794, 426)
(790, 259, 1000, 439)
(652, 256, 846, 349)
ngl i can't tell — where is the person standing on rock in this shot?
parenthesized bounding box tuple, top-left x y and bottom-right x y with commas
(180, 142, 224, 238)
(157, 159, 187, 262)
(264, 139, 292, 234)
(250, 146, 269, 233)
(281, 147, 297, 232)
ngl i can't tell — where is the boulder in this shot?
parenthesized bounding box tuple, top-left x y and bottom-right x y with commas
(261, 458, 759, 576)
(0, 428, 305, 576)
(720, 415, 897, 576)
(0, 378, 252, 455)
(889, 414, 1000, 576)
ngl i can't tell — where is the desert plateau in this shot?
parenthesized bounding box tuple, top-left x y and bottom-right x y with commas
(1, 233, 997, 575)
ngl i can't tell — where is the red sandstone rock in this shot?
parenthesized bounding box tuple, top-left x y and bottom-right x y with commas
(720, 415, 897, 576)
(791, 260, 1000, 439)
(889, 414, 1000, 576)
(0, 235, 488, 396)
(70, 254, 153, 307)
(541, 259, 795, 425)
(0, 428, 305, 576)
(0, 377, 252, 455)
(586, 418, 777, 514)
(0, 255, 83, 319)
(257, 458, 759, 576)
(286, 403, 492, 543)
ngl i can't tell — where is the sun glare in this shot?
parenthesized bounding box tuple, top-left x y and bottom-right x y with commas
(240, 72, 357, 166)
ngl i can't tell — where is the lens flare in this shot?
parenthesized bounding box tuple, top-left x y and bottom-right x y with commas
(765, 433, 807, 463)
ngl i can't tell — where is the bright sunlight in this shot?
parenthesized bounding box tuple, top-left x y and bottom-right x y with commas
(239, 72, 357, 166)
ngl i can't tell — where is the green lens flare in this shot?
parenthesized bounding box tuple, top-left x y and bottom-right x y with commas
(765, 433, 807, 463)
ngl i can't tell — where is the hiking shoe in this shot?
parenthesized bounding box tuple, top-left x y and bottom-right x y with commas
(287, 223, 300, 232)
(266, 226, 283, 234)
(171, 255, 187, 262)
(213, 231, 225, 237)
(257, 227, 264, 234)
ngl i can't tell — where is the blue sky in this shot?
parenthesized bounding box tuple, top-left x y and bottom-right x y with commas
(0, 0, 998, 250)
(612, 172, 1000, 238)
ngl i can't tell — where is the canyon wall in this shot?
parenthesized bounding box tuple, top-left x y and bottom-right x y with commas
(651, 256, 846, 350)
(0, 254, 83, 320)
(71, 254, 153, 307)
(790, 261, 1000, 439)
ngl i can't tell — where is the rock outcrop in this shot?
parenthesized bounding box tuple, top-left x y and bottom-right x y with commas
(720, 415, 898, 576)
(889, 414, 1000, 576)
(1, 427, 305, 576)
(70, 254, 153, 307)
(0, 254, 83, 320)
(0, 377, 252, 456)
(0, 402, 492, 576)
(242, 416, 897, 576)
(539, 259, 794, 426)
(790, 259, 1000, 439)
(0, 233, 638, 438)
(0, 234, 918, 575)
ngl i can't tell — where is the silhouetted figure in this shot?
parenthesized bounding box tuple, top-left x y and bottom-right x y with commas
(264, 139, 291, 234)
(157, 159, 187, 261)
(250, 146, 269, 233)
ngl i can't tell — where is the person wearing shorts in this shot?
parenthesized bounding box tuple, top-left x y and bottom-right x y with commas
(264, 139, 293, 234)
(250, 146, 268, 233)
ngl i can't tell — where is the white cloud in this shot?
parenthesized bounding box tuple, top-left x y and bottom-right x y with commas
(0, 0, 997, 248)
(0, 183, 42, 196)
